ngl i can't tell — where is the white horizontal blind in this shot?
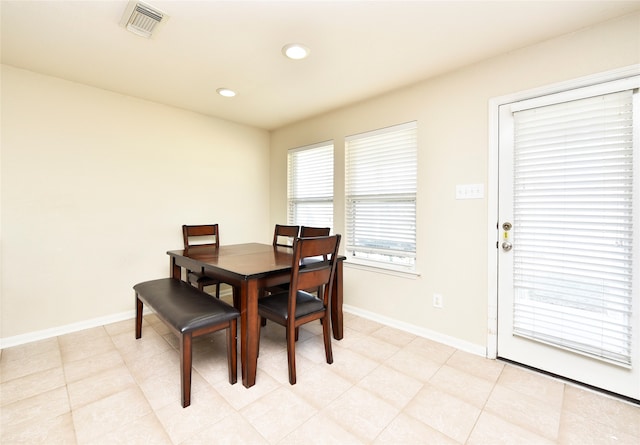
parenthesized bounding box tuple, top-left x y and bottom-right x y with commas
(512, 89, 635, 366)
(287, 142, 334, 229)
(345, 122, 417, 271)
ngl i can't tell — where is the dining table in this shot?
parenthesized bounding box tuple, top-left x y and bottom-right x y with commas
(167, 242, 345, 388)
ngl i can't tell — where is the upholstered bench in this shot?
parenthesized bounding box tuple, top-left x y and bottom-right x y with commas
(134, 278, 240, 407)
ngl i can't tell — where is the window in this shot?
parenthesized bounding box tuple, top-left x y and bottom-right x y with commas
(345, 121, 417, 272)
(287, 141, 334, 229)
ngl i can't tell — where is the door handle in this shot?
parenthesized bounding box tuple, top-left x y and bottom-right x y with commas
(502, 241, 513, 252)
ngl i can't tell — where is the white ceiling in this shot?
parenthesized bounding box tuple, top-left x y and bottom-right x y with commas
(2, 0, 639, 130)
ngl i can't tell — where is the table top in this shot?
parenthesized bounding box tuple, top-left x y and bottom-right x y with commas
(167, 242, 297, 279)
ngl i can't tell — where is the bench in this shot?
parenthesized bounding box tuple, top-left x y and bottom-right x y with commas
(134, 278, 240, 408)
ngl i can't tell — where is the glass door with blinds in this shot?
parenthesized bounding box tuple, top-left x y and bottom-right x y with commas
(497, 76, 639, 399)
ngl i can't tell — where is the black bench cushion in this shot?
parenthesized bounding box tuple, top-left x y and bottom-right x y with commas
(134, 278, 239, 334)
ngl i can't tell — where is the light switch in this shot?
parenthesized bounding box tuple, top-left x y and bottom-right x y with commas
(456, 183, 484, 200)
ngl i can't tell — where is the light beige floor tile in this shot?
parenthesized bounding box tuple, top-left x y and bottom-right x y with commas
(280, 411, 366, 445)
(403, 384, 480, 444)
(383, 347, 443, 382)
(63, 349, 125, 384)
(323, 385, 400, 443)
(0, 412, 76, 445)
(125, 348, 180, 383)
(0, 346, 62, 383)
(103, 318, 137, 337)
(154, 386, 235, 444)
(240, 386, 318, 443)
(558, 409, 639, 445)
(484, 384, 561, 441)
(333, 326, 367, 350)
(290, 363, 354, 409)
(60, 337, 117, 364)
(110, 328, 173, 362)
(180, 411, 268, 445)
(1, 366, 66, 406)
(67, 364, 137, 410)
(58, 327, 114, 363)
(429, 364, 495, 409)
(258, 344, 325, 385)
(404, 336, 456, 365)
(1, 386, 71, 431)
(138, 364, 208, 411)
(295, 334, 336, 365)
(146, 314, 172, 336)
(445, 349, 504, 383)
(192, 349, 237, 387)
(212, 369, 280, 411)
(347, 316, 386, 335)
(356, 363, 423, 410)
(467, 411, 555, 445)
(0, 337, 60, 363)
(370, 325, 417, 348)
(498, 363, 565, 406)
(345, 335, 400, 364)
(72, 386, 152, 444)
(373, 412, 461, 445)
(96, 412, 171, 445)
(327, 344, 380, 384)
(562, 384, 640, 437)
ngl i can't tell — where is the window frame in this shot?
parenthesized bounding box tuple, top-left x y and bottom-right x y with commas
(345, 121, 418, 273)
(287, 141, 334, 231)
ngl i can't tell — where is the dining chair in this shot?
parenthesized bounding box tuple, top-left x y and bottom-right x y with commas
(272, 224, 300, 248)
(257, 234, 341, 384)
(300, 226, 331, 238)
(182, 224, 221, 298)
(299, 226, 331, 296)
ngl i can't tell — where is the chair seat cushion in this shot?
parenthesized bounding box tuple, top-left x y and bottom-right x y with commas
(134, 278, 238, 334)
(258, 290, 325, 321)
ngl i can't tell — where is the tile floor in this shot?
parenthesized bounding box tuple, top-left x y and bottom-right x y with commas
(1, 310, 639, 444)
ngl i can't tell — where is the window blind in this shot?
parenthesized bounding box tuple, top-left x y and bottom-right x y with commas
(512, 89, 635, 366)
(345, 122, 417, 271)
(287, 142, 334, 229)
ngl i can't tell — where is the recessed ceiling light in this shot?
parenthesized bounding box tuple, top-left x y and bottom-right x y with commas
(216, 88, 236, 97)
(282, 43, 310, 60)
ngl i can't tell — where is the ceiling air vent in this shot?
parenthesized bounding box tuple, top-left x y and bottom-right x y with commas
(121, 1, 168, 38)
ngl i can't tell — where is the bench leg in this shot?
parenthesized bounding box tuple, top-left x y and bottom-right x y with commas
(227, 319, 238, 384)
(180, 332, 193, 408)
(135, 295, 143, 339)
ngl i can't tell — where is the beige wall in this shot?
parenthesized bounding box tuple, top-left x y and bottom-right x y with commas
(2, 12, 638, 349)
(1, 65, 270, 342)
(269, 13, 640, 352)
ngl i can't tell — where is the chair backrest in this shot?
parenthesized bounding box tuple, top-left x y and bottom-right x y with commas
(300, 226, 331, 237)
(273, 224, 299, 248)
(289, 235, 341, 308)
(182, 224, 220, 250)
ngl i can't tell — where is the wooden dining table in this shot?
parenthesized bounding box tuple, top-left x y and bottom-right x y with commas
(167, 242, 345, 388)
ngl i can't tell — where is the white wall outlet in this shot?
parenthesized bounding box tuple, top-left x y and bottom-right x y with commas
(433, 293, 443, 308)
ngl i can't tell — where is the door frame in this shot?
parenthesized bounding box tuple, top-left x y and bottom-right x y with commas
(486, 64, 640, 360)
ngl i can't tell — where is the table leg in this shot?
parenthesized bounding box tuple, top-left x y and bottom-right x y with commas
(170, 256, 181, 280)
(240, 279, 260, 387)
(331, 260, 344, 340)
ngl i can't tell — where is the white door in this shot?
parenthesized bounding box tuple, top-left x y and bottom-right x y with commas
(497, 76, 640, 400)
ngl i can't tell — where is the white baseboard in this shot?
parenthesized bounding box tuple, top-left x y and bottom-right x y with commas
(0, 310, 142, 349)
(343, 304, 487, 358)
